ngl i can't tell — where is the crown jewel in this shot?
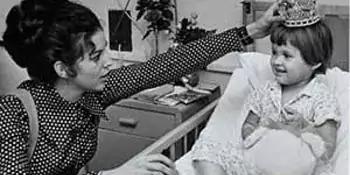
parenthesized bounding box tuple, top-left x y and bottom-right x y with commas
(278, 0, 320, 27)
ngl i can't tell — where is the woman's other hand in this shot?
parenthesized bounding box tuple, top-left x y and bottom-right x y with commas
(102, 154, 179, 175)
(246, 0, 291, 39)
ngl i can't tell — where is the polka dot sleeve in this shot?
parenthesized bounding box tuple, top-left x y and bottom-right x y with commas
(0, 95, 31, 174)
(101, 28, 243, 106)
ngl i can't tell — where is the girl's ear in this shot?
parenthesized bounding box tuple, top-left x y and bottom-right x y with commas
(311, 63, 322, 70)
(53, 61, 69, 78)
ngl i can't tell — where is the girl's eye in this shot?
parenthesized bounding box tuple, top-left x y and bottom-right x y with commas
(283, 53, 292, 59)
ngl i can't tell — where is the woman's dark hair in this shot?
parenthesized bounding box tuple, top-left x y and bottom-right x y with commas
(2, 0, 102, 82)
(270, 20, 333, 74)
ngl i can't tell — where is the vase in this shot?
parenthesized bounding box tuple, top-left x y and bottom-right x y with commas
(175, 72, 200, 87)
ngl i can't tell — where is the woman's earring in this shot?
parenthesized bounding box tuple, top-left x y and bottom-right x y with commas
(312, 63, 322, 70)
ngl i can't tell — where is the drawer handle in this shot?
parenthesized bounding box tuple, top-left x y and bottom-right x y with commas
(118, 118, 139, 128)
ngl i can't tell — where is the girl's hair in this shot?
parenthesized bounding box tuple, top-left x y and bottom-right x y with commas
(2, 0, 102, 82)
(270, 20, 333, 74)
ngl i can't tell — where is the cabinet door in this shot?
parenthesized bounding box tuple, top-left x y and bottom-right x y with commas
(87, 129, 154, 171)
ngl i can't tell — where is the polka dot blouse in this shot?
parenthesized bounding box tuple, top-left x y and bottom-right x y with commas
(0, 27, 245, 175)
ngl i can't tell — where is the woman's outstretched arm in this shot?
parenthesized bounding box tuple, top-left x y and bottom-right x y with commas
(99, 0, 286, 107)
(100, 27, 245, 107)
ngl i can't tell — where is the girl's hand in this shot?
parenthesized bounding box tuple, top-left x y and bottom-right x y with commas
(102, 154, 179, 175)
(260, 118, 302, 137)
(259, 118, 282, 130)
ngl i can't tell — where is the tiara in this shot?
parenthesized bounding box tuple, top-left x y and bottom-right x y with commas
(278, 0, 320, 27)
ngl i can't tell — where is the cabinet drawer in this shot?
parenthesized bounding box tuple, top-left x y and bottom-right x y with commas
(101, 106, 175, 138)
(87, 129, 155, 171)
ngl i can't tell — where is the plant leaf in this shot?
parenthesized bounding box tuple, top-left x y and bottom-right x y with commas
(136, 9, 146, 21)
(160, 0, 171, 5)
(142, 30, 153, 40)
(162, 9, 173, 20)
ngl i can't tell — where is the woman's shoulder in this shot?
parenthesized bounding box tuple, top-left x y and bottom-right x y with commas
(0, 93, 25, 109)
(0, 80, 35, 115)
(0, 93, 27, 120)
(0, 93, 28, 137)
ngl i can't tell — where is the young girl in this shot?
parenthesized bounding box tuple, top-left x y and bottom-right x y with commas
(192, 1, 340, 175)
(241, 9, 340, 175)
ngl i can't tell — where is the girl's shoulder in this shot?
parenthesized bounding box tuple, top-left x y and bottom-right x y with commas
(253, 80, 279, 94)
(306, 75, 333, 98)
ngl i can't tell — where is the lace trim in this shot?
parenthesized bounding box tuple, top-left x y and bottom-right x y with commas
(191, 138, 262, 175)
(314, 160, 335, 175)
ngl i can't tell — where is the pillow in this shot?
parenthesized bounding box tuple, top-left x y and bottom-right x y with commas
(325, 68, 349, 173)
(238, 52, 274, 89)
(244, 130, 316, 175)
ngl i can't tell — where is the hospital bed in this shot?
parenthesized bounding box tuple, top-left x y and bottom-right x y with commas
(129, 52, 349, 175)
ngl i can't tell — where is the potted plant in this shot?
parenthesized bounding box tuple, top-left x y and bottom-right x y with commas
(135, 0, 175, 55)
(171, 13, 217, 87)
(171, 13, 216, 47)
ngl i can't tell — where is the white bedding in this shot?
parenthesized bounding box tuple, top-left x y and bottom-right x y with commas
(175, 52, 349, 175)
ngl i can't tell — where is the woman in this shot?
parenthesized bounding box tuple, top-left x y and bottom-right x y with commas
(0, 0, 285, 174)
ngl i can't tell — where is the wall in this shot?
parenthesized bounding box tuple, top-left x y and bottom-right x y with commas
(80, 0, 244, 92)
(81, 0, 243, 68)
(0, 0, 27, 94)
(0, 48, 29, 94)
(81, 0, 349, 70)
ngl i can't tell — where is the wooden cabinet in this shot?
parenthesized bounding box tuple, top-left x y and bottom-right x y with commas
(86, 84, 220, 171)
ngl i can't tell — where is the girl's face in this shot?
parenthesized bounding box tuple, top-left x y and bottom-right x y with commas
(270, 41, 318, 86)
(72, 29, 112, 91)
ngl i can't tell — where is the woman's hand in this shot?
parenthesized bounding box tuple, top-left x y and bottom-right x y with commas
(246, 0, 292, 39)
(102, 154, 179, 175)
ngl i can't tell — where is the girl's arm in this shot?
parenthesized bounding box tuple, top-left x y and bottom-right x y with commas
(315, 119, 338, 161)
(100, 27, 246, 107)
(301, 89, 340, 161)
(242, 111, 260, 140)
